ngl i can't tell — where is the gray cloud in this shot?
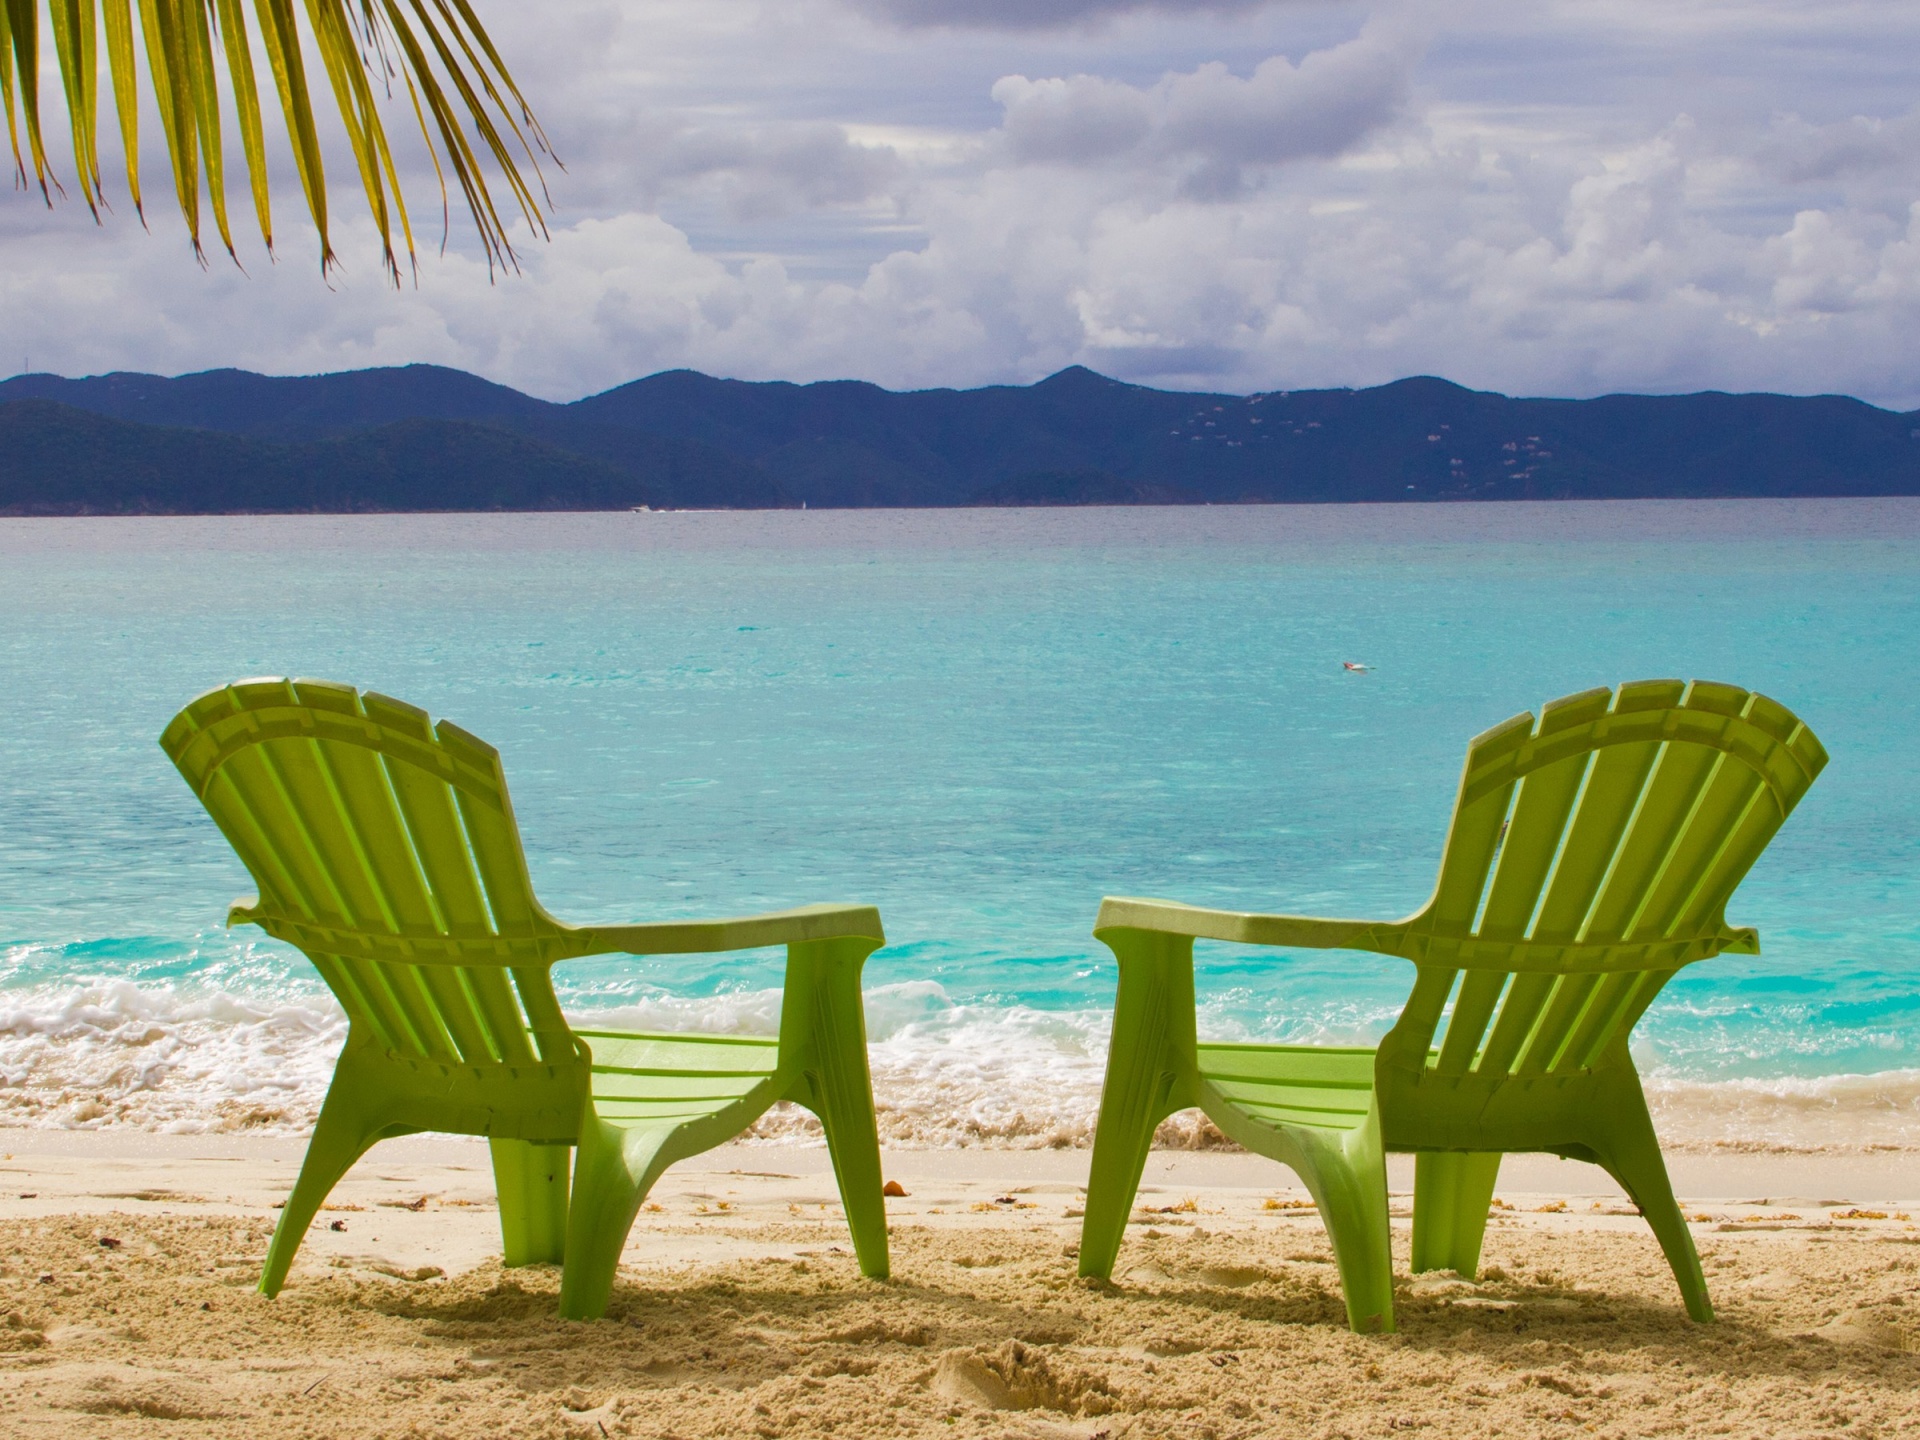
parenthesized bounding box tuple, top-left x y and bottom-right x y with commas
(1757, 110, 1920, 187)
(848, 0, 1275, 32)
(992, 24, 1418, 195)
(992, 74, 1155, 163)
(628, 121, 905, 221)
(1155, 30, 1415, 163)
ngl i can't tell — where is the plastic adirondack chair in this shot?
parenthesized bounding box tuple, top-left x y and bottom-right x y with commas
(1078, 680, 1825, 1333)
(161, 678, 890, 1320)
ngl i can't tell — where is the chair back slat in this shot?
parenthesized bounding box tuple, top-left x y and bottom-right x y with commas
(1579, 743, 1723, 942)
(306, 953, 409, 1054)
(1473, 971, 1557, 1075)
(1423, 714, 1530, 934)
(1597, 967, 1677, 1061)
(1432, 970, 1507, 1076)
(511, 966, 579, 1064)
(1391, 966, 1460, 1060)
(357, 718, 533, 1063)
(1663, 771, 1780, 938)
(251, 718, 404, 933)
(402, 964, 495, 1062)
(1547, 969, 1638, 1074)
(1528, 739, 1665, 944)
(369, 710, 495, 932)
(440, 721, 545, 937)
(359, 958, 464, 1063)
(1475, 753, 1590, 940)
(162, 680, 568, 1069)
(1423, 785, 1512, 936)
(1389, 680, 1824, 1086)
(204, 745, 352, 924)
(1558, 968, 1669, 1073)
(1512, 972, 1602, 1075)
(459, 966, 542, 1065)
(278, 720, 483, 1065)
(304, 723, 442, 932)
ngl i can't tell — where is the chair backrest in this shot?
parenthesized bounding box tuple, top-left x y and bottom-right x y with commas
(162, 678, 578, 1069)
(1382, 680, 1826, 1082)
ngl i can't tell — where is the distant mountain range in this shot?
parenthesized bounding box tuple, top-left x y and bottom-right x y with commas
(4, 363, 1919, 513)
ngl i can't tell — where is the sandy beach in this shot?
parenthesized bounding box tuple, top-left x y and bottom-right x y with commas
(1, 1134, 1916, 1438)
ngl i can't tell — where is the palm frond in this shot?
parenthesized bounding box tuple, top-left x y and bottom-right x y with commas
(1, 0, 549, 280)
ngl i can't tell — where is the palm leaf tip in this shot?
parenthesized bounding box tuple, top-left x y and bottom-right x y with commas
(4, 0, 550, 279)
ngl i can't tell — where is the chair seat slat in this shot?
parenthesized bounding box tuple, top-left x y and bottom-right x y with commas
(1193, 1044, 1374, 1086)
(1206, 1078, 1376, 1117)
(588, 1070, 778, 1103)
(1226, 1101, 1375, 1133)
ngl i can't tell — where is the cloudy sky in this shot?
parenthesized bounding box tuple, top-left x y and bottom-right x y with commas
(7, 0, 1920, 405)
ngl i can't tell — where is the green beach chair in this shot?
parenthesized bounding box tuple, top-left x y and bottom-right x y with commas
(161, 678, 890, 1320)
(1078, 680, 1825, 1333)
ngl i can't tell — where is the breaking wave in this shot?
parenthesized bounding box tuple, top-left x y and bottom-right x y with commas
(2, 977, 1917, 1153)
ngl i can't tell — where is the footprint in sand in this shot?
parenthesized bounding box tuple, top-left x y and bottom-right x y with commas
(1816, 1310, 1917, 1352)
(931, 1341, 1121, 1417)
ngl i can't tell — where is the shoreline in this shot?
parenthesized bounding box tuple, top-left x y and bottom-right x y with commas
(7, 1065, 1920, 1155)
(6, 1130, 1920, 1224)
(4, 1131, 1918, 1290)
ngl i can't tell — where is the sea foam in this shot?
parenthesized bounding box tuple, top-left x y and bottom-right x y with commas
(0, 979, 343, 1132)
(3, 979, 1916, 1154)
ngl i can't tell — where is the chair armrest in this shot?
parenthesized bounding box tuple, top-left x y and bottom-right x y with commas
(1094, 895, 1402, 954)
(567, 902, 884, 958)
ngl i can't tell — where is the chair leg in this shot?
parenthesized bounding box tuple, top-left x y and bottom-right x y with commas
(558, 1118, 678, 1321)
(1411, 1151, 1502, 1278)
(1287, 1120, 1397, 1334)
(491, 1138, 571, 1267)
(1591, 1088, 1713, 1323)
(1078, 1065, 1166, 1282)
(259, 1083, 383, 1297)
(783, 936, 890, 1280)
(805, 1002, 891, 1281)
(1079, 929, 1195, 1281)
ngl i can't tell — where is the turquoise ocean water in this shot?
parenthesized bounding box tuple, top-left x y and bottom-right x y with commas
(1, 502, 1916, 1147)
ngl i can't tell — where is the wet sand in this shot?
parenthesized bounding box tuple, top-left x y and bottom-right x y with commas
(1, 1134, 1917, 1437)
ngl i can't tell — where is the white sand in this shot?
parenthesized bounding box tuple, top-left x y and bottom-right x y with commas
(1, 1132, 1918, 1437)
